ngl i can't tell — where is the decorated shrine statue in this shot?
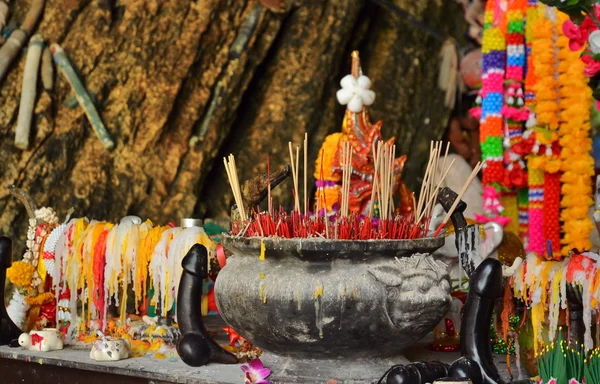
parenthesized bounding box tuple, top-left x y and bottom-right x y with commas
(314, 51, 410, 216)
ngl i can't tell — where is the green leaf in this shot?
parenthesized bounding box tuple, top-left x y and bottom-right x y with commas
(592, 85, 600, 101)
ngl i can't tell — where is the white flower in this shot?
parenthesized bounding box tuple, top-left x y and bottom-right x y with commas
(336, 74, 376, 113)
(589, 30, 600, 54)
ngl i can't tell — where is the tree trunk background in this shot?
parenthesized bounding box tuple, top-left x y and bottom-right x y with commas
(0, 0, 463, 253)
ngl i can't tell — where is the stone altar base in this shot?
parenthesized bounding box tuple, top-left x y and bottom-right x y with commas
(0, 317, 525, 383)
(261, 353, 410, 383)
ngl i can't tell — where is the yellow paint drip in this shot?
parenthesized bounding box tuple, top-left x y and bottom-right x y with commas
(259, 240, 265, 261)
(259, 273, 266, 279)
(259, 283, 267, 304)
(315, 286, 324, 299)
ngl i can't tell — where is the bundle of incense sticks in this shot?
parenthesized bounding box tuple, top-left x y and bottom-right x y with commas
(230, 208, 425, 240)
(227, 139, 482, 240)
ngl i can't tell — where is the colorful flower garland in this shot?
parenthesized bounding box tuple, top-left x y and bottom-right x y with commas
(501, 0, 529, 236)
(557, 12, 595, 256)
(480, 0, 506, 219)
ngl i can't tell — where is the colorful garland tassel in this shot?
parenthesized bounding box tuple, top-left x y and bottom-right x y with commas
(480, 0, 506, 181)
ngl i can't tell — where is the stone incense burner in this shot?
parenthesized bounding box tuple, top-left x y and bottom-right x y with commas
(217, 234, 452, 359)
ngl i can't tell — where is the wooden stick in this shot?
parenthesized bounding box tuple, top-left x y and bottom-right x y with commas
(388, 144, 396, 218)
(416, 143, 435, 222)
(369, 141, 382, 217)
(231, 156, 245, 220)
(15, 35, 44, 150)
(418, 158, 456, 223)
(304, 132, 308, 217)
(434, 161, 483, 235)
(296, 144, 301, 211)
(430, 142, 451, 219)
(224, 156, 247, 221)
(267, 155, 272, 215)
(230, 155, 246, 221)
(52, 44, 115, 150)
(288, 142, 300, 212)
(379, 144, 387, 220)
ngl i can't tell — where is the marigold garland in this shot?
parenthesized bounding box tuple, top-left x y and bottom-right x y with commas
(26, 292, 55, 307)
(557, 12, 594, 256)
(7, 261, 35, 289)
(314, 132, 342, 212)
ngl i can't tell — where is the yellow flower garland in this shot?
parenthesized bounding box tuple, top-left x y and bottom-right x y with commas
(314, 132, 342, 211)
(531, 5, 560, 173)
(26, 292, 55, 307)
(557, 12, 594, 255)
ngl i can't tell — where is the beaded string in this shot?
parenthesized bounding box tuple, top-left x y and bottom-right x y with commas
(480, 0, 507, 220)
(501, 0, 529, 235)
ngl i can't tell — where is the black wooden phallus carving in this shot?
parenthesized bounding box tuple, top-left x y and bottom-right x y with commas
(176, 243, 238, 367)
(380, 190, 535, 384)
(0, 237, 23, 345)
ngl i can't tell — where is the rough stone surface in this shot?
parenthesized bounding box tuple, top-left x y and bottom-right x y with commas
(217, 236, 452, 358)
(0, 336, 528, 384)
(0, 0, 463, 256)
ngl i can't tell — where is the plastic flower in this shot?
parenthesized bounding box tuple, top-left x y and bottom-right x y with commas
(241, 359, 271, 384)
(336, 74, 376, 113)
(563, 19, 590, 51)
(590, 30, 600, 54)
(547, 378, 557, 384)
(581, 54, 600, 77)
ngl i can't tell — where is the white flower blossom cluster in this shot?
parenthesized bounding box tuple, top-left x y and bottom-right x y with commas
(23, 207, 60, 291)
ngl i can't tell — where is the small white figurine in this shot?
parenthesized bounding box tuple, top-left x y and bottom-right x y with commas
(90, 337, 130, 361)
(18, 328, 64, 352)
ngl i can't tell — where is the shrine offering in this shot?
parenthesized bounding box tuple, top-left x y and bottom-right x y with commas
(4, 186, 216, 359)
(215, 51, 486, 364)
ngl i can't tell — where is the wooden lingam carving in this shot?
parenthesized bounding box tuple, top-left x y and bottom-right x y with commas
(176, 244, 238, 367)
(0, 237, 24, 345)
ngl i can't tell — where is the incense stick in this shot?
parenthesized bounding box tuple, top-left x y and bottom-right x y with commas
(296, 144, 300, 211)
(288, 142, 300, 212)
(416, 143, 436, 222)
(418, 158, 456, 223)
(224, 155, 247, 221)
(429, 142, 450, 219)
(304, 132, 308, 217)
(267, 155, 272, 215)
(369, 141, 382, 217)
